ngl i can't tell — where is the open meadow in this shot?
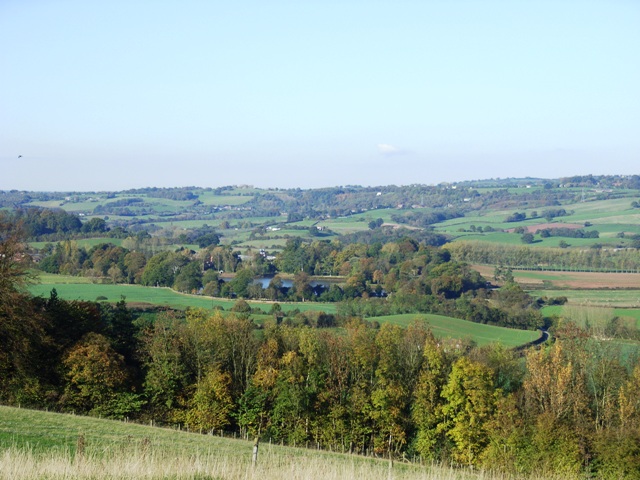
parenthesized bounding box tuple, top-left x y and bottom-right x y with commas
(28, 281, 338, 314)
(366, 314, 540, 347)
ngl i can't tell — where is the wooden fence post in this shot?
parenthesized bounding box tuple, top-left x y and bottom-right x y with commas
(388, 434, 393, 480)
(252, 437, 260, 468)
(76, 434, 85, 462)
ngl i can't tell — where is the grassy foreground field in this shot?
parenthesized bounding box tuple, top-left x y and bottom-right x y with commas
(0, 406, 532, 480)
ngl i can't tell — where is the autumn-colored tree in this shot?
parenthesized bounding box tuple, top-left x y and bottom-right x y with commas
(236, 336, 280, 437)
(524, 343, 588, 425)
(61, 333, 129, 416)
(183, 309, 223, 383)
(313, 333, 350, 451)
(522, 342, 589, 475)
(618, 364, 640, 432)
(584, 340, 627, 431)
(0, 215, 46, 403)
(480, 393, 525, 474)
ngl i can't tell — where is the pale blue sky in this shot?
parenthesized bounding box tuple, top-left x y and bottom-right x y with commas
(1, 1, 639, 191)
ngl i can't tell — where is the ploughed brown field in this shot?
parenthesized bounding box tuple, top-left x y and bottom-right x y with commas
(472, 264, 640, 289)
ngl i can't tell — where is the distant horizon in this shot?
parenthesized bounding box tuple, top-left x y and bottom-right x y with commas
(2, 171, 638, 194)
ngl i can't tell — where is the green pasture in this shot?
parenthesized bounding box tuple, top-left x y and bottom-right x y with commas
(150, 216, 282, 231)
(261, 229, 311, 238)
(34, 272, 93, 284)
(220, 187, 265, 195)
(60, 201, 103, 213)
(447, 232, 527, 245)
(503, 270, 571, 282)
(343, 208, 400, 223)
(234, 238, 290, 250)
(434, 197, 640, 237)
(282, 219, 319, 227)
(540, 305, 564, 317)
(367, 314, 539, 347)
(445, 228, 628, 248)
(28, 280, 337, 315)
(540, 305, 640, 329)
(197, 192, 253, 206)
(530, 289, 640, 308)
(317, 216, 372, 234)
(593, 223, 640, 235)
(566, 197, 636, 215)
(30, 238, 124, 250)
(24, 200, 66, 209)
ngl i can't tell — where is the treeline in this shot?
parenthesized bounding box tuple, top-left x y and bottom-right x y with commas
(447, 241, 640, 272)
(506, 209, 571, 223)
(121, 187, 199, 201)
(390, 210, 464, 228)
(537, 228, 599, 239)
(12, 207, 124, 241)
(35, 232, 545, 329)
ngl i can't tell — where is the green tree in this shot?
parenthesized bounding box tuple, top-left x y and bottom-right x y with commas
(440, 357, 499, 466)
(293, 271, 312, 301)
(140, 312, 191, 420)
(370, 324, 410, 455)
(228, 268, 254, 298)
(140, 251, 189, 287)
(412, 332, 451, 460)
(81, 217, 108, 233)
(173, 260, 202, 293)
(184, 366, 234, 432)
(521, 232, 535, 244)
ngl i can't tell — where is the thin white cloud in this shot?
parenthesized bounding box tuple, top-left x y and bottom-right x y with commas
(378, 143, 408, 156)
(378, 143, 399, 155)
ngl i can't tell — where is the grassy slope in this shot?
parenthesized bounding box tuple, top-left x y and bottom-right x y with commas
(0, 406, 500, 480)
(435, 197, 640, 248)
(29, 281, 338, 314)
(367, 313, 539, 347)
